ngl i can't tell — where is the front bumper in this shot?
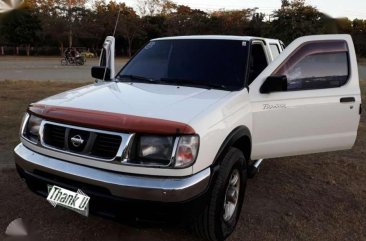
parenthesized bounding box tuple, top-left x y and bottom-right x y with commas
(14, 143, 211, 203)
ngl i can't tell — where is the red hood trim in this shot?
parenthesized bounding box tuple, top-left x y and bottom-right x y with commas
(28, 104, 195, 135)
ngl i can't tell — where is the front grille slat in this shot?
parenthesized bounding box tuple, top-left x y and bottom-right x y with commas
(94, 145, 119, 150)
(93, 148, 117, 154)
(43, 125, 66, 149)
(97, 141, 120, 145)
(42, 123, 122, 160)
(91, 134, 122, 159)
(98, 136, 121, 140)
(96, 141, 121, 145)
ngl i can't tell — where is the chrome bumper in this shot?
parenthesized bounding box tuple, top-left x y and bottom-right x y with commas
(14, 143, 211, 202)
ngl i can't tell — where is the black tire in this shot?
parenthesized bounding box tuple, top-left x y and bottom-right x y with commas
(194, 147, 247, 241)
(75, 58, 84, 65)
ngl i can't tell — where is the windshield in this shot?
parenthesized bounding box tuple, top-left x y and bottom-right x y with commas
(118, 39, 248, 91)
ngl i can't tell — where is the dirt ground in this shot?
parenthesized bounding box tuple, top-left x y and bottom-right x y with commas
(0, 81, 365, 241)
(0, 57, 129, 82)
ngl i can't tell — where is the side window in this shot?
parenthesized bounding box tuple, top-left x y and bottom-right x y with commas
(273, 41, 349, 91)
(248, 43, 268, 85)
(270, 44, 280, 59)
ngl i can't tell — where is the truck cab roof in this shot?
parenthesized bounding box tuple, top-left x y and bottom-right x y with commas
(152, 35, 281, 43)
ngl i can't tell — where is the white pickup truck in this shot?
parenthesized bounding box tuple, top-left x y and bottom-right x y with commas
(14, 34, 361, 241)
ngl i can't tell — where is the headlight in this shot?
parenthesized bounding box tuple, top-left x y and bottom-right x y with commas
(20, 113, 30, 136)
(132, 135, 199, 168)
(174, 135, 199, 168)
(22, 114, 43, 142)
(137, 135, 175, 165)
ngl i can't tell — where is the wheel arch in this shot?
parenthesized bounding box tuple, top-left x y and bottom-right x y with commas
(212, 126, 252, 167)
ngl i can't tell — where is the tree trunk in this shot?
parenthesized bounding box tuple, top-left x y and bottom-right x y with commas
(16, 46, 19, 55)
(1, 46, 4, 55)
(26, 44, 30, 56)
(68, 5, 72, 48)
(60, 42, 64, 57)
(69, 28, 72, 48)
(128, 38, 132, 57)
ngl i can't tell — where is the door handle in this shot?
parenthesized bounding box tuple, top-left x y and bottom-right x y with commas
(340, 97, 355, 103)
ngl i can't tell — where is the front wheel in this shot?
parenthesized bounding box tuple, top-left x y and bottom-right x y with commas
(194, 147, 247, 241)
(76, 57, 85, 65)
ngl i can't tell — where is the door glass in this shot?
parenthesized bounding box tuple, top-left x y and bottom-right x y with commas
(272, 41, 349, 91)
(248, 43, 268, 85)
(270, 44, 280, 58)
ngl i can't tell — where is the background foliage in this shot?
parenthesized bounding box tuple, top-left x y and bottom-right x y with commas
(0, 0, 365, 57)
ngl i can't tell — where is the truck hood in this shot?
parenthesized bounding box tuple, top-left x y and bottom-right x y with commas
(37, 82, 230, 125)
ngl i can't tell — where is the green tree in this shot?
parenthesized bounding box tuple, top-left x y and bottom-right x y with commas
(0, 7, 42, 56)
(137, 0, 176, 16)
(248, 12, 268, 37)
(118, 11, 145, 57)
(91, 1, 144, 56)
(55, 0, 88, 48)
(269, 0, 335, 44)
(163, 5, 210, 36)
(210, 9, 254, 35)
(141, 15, 166, 41)
(335, 18, 353, 34)
(28, 0, 89, 55)
(39, 9, 69, 55)
(352, 19, 366, 57)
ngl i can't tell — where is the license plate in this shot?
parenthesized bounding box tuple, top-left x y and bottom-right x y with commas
(47, 185, 90, 217)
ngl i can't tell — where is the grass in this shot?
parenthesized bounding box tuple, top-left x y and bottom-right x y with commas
(358, 58, 366, 64)
(0, 80, 90, 166)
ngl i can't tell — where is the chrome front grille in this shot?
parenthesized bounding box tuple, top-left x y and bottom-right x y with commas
(21, 118, 178, 168)
(41, 122, 124, 161)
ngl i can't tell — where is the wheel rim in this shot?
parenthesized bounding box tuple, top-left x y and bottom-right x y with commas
(223, 169, 240, 222)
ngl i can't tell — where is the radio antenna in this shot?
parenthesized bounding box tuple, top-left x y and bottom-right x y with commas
(102, 8, 120, 82)
(113, 8, 121, 36)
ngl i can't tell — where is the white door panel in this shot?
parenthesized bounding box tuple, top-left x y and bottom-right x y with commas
(250, 35, 361, 160)
(251, 93, 360, 159)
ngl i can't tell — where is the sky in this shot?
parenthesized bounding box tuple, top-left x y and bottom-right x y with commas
(117, 0, 366, 20)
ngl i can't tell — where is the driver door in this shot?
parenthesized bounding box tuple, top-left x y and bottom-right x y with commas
(249, 35, 361, 160)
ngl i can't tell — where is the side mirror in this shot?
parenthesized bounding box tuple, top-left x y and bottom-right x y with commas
(260, 75, 288, 94)
(91, 66, 111, 81)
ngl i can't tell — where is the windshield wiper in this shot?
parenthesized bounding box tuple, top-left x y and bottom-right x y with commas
(159, 78, 228, 90)
(117, 74, 158, 84)
(117, 75, 228, 90)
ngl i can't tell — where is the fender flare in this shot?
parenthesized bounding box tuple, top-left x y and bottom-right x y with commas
(212, 126, 252, 167)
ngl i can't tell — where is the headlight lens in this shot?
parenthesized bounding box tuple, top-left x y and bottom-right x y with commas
(138, 135, 174, 164)
(24, 114, 43, 142)
(174, 135, 199, 168)
(133, 135, 199, 168)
